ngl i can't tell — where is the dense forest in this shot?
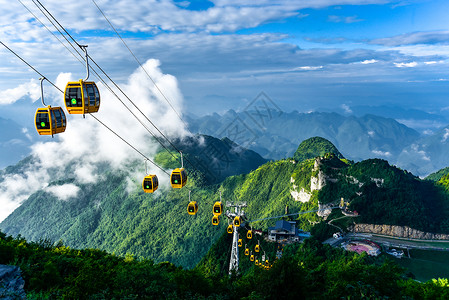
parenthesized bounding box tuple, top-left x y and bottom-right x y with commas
(3, 136, 449, 271)
(2, 230, 449, 299)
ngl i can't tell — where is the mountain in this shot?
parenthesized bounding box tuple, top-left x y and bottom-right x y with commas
(0, 134, 266, 268)
(293, 136, 344, 162)
(3, 136, 449, 272)
(0, 117, 33, 170)
(186, 109, 420, 164)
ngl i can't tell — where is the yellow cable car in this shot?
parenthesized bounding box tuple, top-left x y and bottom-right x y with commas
(265, 260, 269, 267)
(213, 201, 223, 216)
(35, 106, 67, 136)
(171, 168, 187, 188)
(245, 248, 249, 256)
(247, 230, 252, 239)
(35, 78, 67, 137)
(64, 45, 100, 115)
(233, 216, 241, 227)
(238, 239, 242, 247)
(212, 215, 219, 225)
(227, 224, 233, 234)
(187, 201, 198, 215)
(142, 174, 158, 193)
(250, 254, 255, 262)
(255, 259, 259, 266)
(171, 152, 187, 188)
(64, 80, 100, 114)
(255, 244, 260, 253)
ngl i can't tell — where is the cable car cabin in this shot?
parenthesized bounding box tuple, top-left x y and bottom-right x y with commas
(213, 201, 223, 216)
(255, 259, 259, 266)
(35, 106, 67, 136)
(187, 201, 198, 215)
(265, 260, 270, 267)
(142, 175, 158, 193)
(233, 216, 241, 227)
(212, 215, 219, 225)
(245, 248, 249, 256)
(64, 80, 100, 114)
(255, 244, 260, 253)
(227, 224, 233, 234)
(238, 239, 242, 247)
(247, 230, 252, 239)
(170, 168, 187, 188)
(250, 254, 255, 262)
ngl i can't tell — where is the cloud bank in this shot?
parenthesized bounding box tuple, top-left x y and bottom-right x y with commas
(0, 59, 186, 222)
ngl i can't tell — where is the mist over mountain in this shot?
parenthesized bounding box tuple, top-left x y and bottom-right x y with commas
(186, 109, 420, 164)
(0, 116, 33, 169)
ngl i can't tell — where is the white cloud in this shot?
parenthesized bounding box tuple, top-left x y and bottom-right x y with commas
(441, 128, 449, 143)
(360, 59, 378, 64)
(341, 104, 352, 114)
(394, 61, 418, 68)
(0, 79, 40, 105)
(0, 59, 187, 222)
(367, 131, 375, 137)
(46, 184, 81, 201)
(372, 150, 392, 157)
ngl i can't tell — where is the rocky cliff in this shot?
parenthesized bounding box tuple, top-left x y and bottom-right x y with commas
(352, 224, 449, 240)
(0, 265, 26, 299)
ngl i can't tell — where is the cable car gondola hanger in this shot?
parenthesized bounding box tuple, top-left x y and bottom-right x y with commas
(187, 190, 198, 216)
(142, 159, 159, 193)
(35, 77, 67, 137)
(171, 151, 187, 189)
(64, 45, 100, 116)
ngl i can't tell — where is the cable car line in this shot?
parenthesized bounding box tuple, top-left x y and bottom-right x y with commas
(0, 40, 169, 176)
(91, 0, 188, 129)
(17, 0, 82, 66)
(31, 0, 200, 172)
(26, 0, 180, 163)
(89, 114, 170, 176)
(89, 0, 211, 175)
(0, 40, 61, 93)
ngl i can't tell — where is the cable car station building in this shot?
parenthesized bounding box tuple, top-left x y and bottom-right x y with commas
(267, 220, 310, 243)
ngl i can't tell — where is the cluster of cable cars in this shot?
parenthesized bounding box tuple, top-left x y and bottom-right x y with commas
(236, 228, 271, 270)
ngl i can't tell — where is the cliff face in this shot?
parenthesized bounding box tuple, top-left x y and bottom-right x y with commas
(352, 224, 449, 240)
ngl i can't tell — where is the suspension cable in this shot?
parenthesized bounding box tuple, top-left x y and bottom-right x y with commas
(0, 39, 169, 175)
(28, 0, 203, 174)
(91, 0, 188, 128)
(27, 0, 179, 161)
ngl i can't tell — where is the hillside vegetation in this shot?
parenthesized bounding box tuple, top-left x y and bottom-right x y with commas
(2, 231, 449, 299)
(2, 135, 449, 272)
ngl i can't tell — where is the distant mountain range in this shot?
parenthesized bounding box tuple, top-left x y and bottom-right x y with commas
(3, 135, 449, 270)
(0, 117, 33, 169)
(186, 109, 449, 177)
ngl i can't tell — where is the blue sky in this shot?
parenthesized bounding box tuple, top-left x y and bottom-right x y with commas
(1, 0, 449, 128)
(0, 0, 449, 221)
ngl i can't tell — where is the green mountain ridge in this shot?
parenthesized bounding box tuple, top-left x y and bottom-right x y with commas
(2, 135, 449, 273)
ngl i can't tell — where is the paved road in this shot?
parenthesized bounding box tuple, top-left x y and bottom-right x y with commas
(325, 233, 449, 252)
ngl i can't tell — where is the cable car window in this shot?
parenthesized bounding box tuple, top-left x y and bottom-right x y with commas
(51, 110, 56, 128)
(87, 84, 96, 106)
(144, 179, 152, 190)
(36, 112, 49, 129)
(53, 109, 62, 127)
(82, 84, 88, 107)
(153, 176, 158, 187)
(93, 85, 100, 105)
(171, 173, 181, 184)
(61, 109, 66, 125)
(66, 87, 82, 107)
